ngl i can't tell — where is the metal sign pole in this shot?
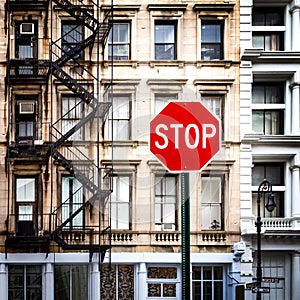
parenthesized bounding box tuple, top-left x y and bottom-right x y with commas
(181, 173, 190, 300)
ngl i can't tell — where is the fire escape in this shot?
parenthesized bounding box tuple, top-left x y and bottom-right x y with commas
(5, 0, 113, 260)
(48, 0, 113, 257)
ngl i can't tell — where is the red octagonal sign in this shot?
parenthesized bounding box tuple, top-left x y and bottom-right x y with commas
(150, 101, 221, 172)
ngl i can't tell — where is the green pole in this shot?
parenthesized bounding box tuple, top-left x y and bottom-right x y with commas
(181, 173, 190, 300)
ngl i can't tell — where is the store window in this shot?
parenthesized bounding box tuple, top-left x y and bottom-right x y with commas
(252, 8, 284, 51)
(101, 264, 135, 299)
(154, 174, 178, 231)
(155, 22, 176, 60)
(192, 266, 224, 300)
(252, 163, 285, 217)
(147, 266, 179, 298)
(108, 22, 130, 60)
(8, 265, 42, 300)
(252, 83, 285, 135)
(201, 21, 223, 60)
(54, 265, 88, 300)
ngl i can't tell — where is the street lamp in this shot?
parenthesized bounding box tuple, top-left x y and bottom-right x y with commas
(256, 179, 276, 300)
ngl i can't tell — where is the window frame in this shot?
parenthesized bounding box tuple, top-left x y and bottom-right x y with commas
(251, 83, 285, 135)
(200, 174, 225, 231)
(61, 21, 84, 60)
(201, 95, 224, 139)
(154, 174, 178, 231)
(108, 22, 131, 60)
(8, 265, 42, 300)
(251, 163, 285, 218)
(146, 265, 180, 299)
(154, 21, 177, 60)
(15, 21, 38, 59)
(192, 265, 225, 300)
(252, 7, 285, 51)
(54, 265, 88, 300)
(201, 20, 224, 60)
(110, 173, 132, 230)
(154, 93, 178, 114)
(61, 175, 84, 230)
(61, 95, 84, 141)
(107, 93, 132, 141)
(15, 176, 38, 236)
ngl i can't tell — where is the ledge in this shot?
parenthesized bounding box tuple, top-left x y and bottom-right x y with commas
(241, 134, 300, 144)
(147, 4, 188, 11)
(241, 49, 300, 62)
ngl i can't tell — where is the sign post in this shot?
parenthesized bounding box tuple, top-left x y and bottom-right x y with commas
(150, 101, 221, 299)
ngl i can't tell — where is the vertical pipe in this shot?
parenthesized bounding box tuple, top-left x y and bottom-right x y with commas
(181, 173, 190, 299)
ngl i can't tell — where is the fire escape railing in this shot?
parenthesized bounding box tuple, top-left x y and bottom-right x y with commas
(48, 0, 113, 253)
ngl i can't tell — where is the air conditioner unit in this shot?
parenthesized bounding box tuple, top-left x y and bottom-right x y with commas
(20, 23, 34, 35)
(19, 102, 35, 114)
(163, 223, 175, 231)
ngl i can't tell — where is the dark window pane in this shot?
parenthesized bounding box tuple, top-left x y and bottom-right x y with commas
(214, 267, 223, 280)
(203, 282, 212, 298)
(192, 266, 202, 280)
(201, 22, 223, 60)
(72, 266, 88, 300)
(203, 267, 212, 280)
(192, 282, 201, 300)
(54, 266, 70, 300)
(253, 9, 284, 26)
(155, 23, 176, 60)
(214, 282, 223, 300)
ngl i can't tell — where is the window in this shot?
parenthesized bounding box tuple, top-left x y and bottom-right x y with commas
(252, 83, 285, 135)
(147, 266, 179, 298)
(155, 175, 178, 231)
(201, 175, 224, 230)
(62, 176, 83, 229)
(252, 163, 285, 217)
(62, 22, 84, 60)
(192, 266, 224, 300)
(108, 23, 130, 60)
(201, 21, 223, 60)
(15, 98, 37, 144)
(252, 8, 284, 51)
(108, 94, 131, 140)
(252, 252, 286, 300)
(62, 95, 83, 140)
(101, 264, 135, 299)
(8, 265, 42, 300)
(155, 22, 176, 60)
(15, 177, 36, 236)
(54, 265, 88, 300)
(155, 93, 178, 114)
(201, 95, 224, 137)
(110, 174, 131, 230)
(15, 21, 37, 59)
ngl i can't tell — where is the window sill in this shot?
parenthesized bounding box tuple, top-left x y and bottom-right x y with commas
(102, 140, 148, 148)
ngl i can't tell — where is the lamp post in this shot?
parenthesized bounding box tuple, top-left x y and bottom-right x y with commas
(256, 179, 276, 300)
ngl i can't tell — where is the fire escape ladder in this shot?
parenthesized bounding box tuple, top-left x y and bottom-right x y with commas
(49, 1, 112, 254)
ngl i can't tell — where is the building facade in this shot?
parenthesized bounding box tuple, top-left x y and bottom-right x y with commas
(0, 0, 242, 299)
(240, 0, 300, 299)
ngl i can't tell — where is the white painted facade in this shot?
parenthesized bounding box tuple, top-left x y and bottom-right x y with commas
(240, 0, 300, 299)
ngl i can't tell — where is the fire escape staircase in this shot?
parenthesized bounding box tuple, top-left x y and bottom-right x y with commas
(48, 0, 112, 253)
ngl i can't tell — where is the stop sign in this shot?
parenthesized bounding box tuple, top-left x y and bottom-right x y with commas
(150, 101, 221, 172)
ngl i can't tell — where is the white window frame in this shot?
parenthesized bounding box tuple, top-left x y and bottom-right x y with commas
(110, 174, 131, 230)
